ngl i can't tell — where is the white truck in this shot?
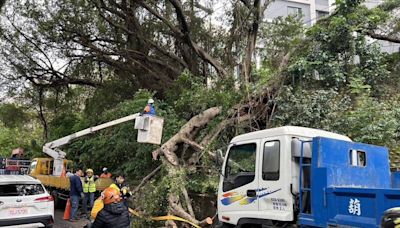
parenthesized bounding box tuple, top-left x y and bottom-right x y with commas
(217, 126, 400, 227)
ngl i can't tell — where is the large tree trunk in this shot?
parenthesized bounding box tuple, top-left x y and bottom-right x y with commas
(241, 0, 271, 84)
(37, 88, 49, 141)
(152, 107, 221, 226)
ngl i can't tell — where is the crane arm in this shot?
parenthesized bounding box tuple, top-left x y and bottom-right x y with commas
(43, 113, 140, 159)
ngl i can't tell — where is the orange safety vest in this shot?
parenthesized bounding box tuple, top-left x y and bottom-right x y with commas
(100, 173, 112, 178)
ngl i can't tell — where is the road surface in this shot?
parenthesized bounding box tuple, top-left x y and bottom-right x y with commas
(54, 209, 91, 228)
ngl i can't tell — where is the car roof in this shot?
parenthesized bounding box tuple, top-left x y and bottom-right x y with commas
(231, 126, 351, 143)
(0, 175, 41, 184)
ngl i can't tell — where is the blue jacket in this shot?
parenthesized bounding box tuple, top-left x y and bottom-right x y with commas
(69, 174, 83, 196)
(143, 104, 156, 116)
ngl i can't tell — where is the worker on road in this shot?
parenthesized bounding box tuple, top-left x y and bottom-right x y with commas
(91, 187, 130, 228)
(110, 174, 131, 207)
(83, 168, 98, 217)
(140, 98, 156, 116)
(100, 167, 112, 178)
(69, 169, 83, 222)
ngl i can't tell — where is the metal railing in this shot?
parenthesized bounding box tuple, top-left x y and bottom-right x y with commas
(0, 158, 31, 175)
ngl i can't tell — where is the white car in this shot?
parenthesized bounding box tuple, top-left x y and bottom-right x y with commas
(0, 175, 54, 228)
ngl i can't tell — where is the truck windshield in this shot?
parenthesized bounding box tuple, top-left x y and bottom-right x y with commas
(223, 143, 256, 191)
(30, 161, 37, 174)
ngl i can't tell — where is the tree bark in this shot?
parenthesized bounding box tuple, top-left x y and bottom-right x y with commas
(242, 0, 271, 83)
(367, 31, 400, 44)
(37, 88, 48, 141)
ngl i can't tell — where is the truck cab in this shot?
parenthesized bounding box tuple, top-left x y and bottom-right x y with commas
(218, 126, 351, 226)
(30, 158, 73, 176)
(218, 126, 400, 227)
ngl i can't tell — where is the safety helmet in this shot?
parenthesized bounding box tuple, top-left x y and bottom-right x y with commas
(86, 168, 94, 173)
(147, 98, 154, 104)
(102, 187, 122, 205)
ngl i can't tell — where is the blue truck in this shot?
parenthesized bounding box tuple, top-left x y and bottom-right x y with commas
(217, 126, 400, 227)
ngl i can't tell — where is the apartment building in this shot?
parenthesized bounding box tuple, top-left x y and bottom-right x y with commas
(263, 0, 334, 25)
(262, 0, 399, 53)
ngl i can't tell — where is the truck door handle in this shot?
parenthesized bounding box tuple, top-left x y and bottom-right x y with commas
(247, 190, 256, 197)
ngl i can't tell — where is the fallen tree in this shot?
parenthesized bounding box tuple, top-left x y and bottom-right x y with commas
(152, 107, 221, 226)
(142, 81, 284, 226)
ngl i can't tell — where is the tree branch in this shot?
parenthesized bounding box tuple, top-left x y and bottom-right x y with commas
(152, 107, 222, 164)
(141, 0, 227, 77)
(181, 137, 204, 151)
(132, 165, 162, 194)
(367, 31, 400, 43)
(181, 186, 195, 218)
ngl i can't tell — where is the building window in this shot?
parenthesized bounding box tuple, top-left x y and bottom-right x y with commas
(316, 10, 329, 20)
(287, 6, 302, 17)
(262, 141, 280, 180)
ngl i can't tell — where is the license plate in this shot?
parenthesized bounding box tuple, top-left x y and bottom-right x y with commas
(9, 207, 28, 216)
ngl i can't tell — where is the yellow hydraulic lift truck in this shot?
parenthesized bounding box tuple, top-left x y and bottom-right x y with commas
(29, 113, 164, 208)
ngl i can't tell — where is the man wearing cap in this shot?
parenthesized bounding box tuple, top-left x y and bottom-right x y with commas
(100, 167, 112, 178)
(83, 168, 98, 217)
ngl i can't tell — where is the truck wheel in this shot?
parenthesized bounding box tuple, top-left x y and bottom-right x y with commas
(51, 190, 60, 209)
(216, 222, 235, 228)
(382, 207, 400, 228)
(240, 224, 261, 228)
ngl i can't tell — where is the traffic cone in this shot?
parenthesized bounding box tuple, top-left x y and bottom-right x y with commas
(61, 166, 66, 178)
(63, 198, 71, 220)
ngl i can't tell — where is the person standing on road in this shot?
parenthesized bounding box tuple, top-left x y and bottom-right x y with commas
(91, 187, 130, 228)
(83, 168, 98, 217)
(69, 169, 83, 222)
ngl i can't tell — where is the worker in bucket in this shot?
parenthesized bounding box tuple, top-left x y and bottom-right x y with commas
(100, 167, 112, 178)
(110, 174, 131, 207)
(140, 98, 156, 116)
(91, 187, 130, 228)
(83, 168, 98, 218)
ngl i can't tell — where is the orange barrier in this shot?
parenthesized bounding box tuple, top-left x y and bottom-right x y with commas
(63, 198, 71, 220)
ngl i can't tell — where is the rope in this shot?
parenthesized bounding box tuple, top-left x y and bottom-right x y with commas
(128, 208, 202, 228)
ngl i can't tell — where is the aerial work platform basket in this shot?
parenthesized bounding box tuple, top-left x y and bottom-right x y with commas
(134, 115, 164, 145)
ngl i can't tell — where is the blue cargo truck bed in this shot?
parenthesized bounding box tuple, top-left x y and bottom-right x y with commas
(301, 187, 400, 227)
(299, 137, 400, 227)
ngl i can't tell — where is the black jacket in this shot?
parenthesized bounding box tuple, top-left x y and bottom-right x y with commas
(69, 175, 83, 196)
(91, 202, 130, 228)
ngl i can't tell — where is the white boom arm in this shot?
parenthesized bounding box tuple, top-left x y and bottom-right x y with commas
(43, 113, 140, 176)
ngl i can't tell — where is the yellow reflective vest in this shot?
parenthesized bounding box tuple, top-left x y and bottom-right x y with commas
(110, 183, 129, 196)
(110, 183, 120, 191)
(83, 176, 96, 193)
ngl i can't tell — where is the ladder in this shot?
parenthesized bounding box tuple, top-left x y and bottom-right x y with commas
(299, 140, 312, 215)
